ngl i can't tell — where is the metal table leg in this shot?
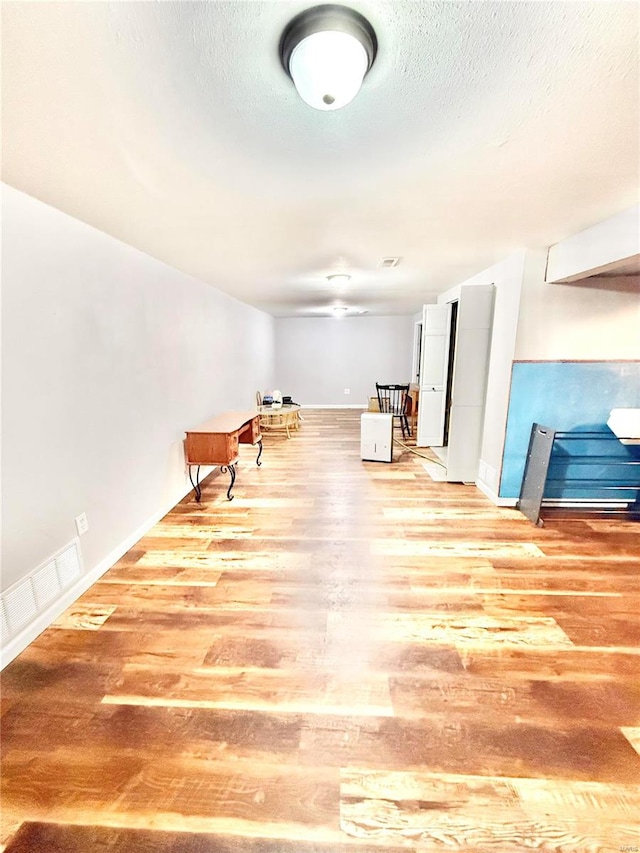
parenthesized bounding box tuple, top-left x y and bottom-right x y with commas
(188, 465, 202, 502)
(221, 463, 236, 500)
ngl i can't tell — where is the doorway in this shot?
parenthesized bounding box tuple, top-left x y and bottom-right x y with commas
(412, 321, 423, 384)
(416, 285, 494, 481)
(442, 300, 458, 447)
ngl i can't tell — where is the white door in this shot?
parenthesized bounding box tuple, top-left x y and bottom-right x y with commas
(416, 303, 452, 447)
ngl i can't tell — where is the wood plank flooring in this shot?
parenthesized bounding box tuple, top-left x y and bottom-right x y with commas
(2, 409, 639, 851)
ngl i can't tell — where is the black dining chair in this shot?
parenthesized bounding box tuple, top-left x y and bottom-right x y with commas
(376, 383, 411, 439)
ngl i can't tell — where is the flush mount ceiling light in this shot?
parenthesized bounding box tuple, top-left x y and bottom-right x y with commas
(280, 5, 377, 111)
(327, 273, 352, 285)
(332, 306, 348, 317)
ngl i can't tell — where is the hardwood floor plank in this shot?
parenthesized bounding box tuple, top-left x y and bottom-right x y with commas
(103, 665, 394, 717)
(51, 603, 117, 630)
(340, 769, 640, 849)
(388, 672, 640, 726)
(0, 659, 121, 703)
(134, 550, 311, 572)
(4, 822, 409, 853)
(299, 713, 640, 782)
(372, 540, 546, 558)
(382, 506, 519, 520)
(621, 726, 640, 756)
(458, 646, 640, 681)
(378, 612, 574, 648)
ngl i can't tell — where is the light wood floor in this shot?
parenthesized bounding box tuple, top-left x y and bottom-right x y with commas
(2, 410, 639, 852)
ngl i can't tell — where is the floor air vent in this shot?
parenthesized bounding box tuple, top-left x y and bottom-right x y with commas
(1, 540, 83, 644)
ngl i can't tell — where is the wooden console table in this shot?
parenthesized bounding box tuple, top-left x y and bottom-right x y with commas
(184, 411, 262, 501)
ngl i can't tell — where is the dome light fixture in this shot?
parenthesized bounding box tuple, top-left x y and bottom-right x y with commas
(332, 306, 348, 317)
(327, 273, 352, 285)
(280, 5, 377, 111)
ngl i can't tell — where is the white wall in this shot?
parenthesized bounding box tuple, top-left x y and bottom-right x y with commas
(435, 245, 639, 503)
(516, 255, 640, 360)
(273, 316, 414, 406)
(1, 185, 274, 591)
(437, 251, 526, 499)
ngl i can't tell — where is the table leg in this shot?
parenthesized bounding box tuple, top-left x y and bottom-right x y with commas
(188, 465, 202, 502)
(221, 463, 236, 500)
(256, 439, 263, 466)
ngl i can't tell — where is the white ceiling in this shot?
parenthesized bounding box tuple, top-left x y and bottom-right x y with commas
(2, 1, 639, 317)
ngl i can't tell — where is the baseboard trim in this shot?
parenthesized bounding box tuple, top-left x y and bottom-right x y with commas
(476, 478, 518, 507)
(0, 474, 207, 670)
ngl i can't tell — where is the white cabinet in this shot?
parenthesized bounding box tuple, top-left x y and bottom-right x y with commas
(360, 413, 393, 463)
(417, 304, 452, 448)
(416, 285, 494, 483)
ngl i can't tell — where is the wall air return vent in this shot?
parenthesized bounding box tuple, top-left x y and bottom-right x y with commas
(1, 540, 83, 651)
(56, 544, 83, 587)
(32, 560, 60, 609)
(3, 581, 38, 635)
(0, 599, 11, 644)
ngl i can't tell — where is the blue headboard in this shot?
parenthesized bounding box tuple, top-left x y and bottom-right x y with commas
(500, 361, 640, 499)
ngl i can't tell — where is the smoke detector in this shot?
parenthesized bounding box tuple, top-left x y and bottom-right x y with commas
(379, 257, 400, 269)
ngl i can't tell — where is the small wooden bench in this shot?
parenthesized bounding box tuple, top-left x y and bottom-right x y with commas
(184, 411, 262, 501)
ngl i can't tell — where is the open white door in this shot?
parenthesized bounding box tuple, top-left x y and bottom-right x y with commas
(416, 303, 452, 447)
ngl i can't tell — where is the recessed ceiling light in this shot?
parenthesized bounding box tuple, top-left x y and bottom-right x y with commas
(327, 274, 351, 285)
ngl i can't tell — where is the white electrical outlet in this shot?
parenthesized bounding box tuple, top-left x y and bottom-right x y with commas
(344, 388, 351, 395)
(75, 512, 89, 536)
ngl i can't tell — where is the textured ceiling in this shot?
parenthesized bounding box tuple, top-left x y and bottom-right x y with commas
(2, 1, 639, 316)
